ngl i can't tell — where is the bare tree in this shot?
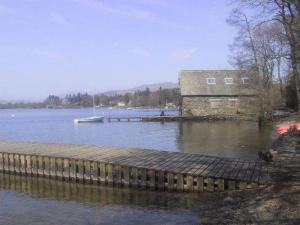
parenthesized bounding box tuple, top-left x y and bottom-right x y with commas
(227, 9, 289, 121)
(232, 0, 300, 110)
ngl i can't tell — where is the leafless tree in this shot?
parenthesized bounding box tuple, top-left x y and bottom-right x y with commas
(227, 9, 289, 120)
(231, 0, 300, 110)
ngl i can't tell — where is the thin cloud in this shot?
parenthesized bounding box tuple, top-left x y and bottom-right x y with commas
(69, 0, 119, 14)
(0, 4, 17, 15)
(172, 48, 199, 60)
(70, 0, 155, 22)
(133, 48, 152, 58)
(0, 45, 64, 61)
(121, 4, 154, 21)
(68, 0, 187, 29)
(34, 49, 64, 61)
(50, 12, 73, 26)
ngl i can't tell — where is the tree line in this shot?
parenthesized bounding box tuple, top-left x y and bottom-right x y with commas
(0, 88, 179, 109)
(227, 0, 300, 120)
(46, 88, 179, 108)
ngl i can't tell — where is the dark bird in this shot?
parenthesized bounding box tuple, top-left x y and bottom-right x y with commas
(258, 151, 273, 162)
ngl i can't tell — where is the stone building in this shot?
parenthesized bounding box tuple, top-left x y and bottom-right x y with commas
(179, 70, 258, 118)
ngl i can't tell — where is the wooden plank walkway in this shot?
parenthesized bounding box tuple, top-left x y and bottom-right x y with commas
(105, 115, 258, 122)
(106, 116, 183, 122)
(0, 141, 269, 192)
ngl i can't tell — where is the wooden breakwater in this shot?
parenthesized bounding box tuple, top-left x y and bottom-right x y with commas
(0, 141, 269, 192)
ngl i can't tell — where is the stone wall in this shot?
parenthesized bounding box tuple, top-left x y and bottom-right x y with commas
(182, 96, 258, 118)
(180, 70, 256, 96)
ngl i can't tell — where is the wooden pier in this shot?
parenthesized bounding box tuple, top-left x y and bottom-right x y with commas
(0, 141, 270, 192)
(107, 117, 144, 122)
(106, 116, 183, 122)
(106, 115, 257, 122)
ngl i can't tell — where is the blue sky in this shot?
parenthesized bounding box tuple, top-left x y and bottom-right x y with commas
(0, 0, 236, 101)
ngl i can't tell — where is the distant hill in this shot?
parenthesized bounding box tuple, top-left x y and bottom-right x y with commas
(100, 82, 178, 96)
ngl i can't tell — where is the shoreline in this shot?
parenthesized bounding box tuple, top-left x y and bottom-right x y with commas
(197, 117, 300, 224)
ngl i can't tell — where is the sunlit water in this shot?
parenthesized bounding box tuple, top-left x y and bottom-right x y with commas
(0, 108, 273, 159)
(0, 108, 274, 224)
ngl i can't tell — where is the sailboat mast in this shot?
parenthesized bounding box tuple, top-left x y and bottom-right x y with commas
(93, 95, 95, 115)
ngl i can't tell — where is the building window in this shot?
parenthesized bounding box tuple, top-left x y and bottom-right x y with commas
(224, 78, 233, 84)
(242, 77, 250, 84)
(207, 78, 216, 84)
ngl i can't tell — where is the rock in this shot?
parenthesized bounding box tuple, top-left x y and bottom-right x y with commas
(223, 196, 234, 203)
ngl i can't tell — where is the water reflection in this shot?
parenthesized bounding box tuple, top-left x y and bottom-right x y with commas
(0, 109, 274, 160)
(177, 121, 273, 159)
(0, 173, 204, 225)
(0, 173, 200, 213)
(0, 173, 198, 209)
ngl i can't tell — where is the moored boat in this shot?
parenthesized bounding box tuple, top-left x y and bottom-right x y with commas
(74, 116, 104, 123)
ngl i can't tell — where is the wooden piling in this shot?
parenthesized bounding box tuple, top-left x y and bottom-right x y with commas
(0, 141, 268, 193)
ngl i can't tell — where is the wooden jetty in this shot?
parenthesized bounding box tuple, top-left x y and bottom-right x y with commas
(0, 141, 270, 192)
(106, 116, 216, 122)
(106, 116, 182, 122)
(106, 115, 257, 122)
(107, 117, 144, 122)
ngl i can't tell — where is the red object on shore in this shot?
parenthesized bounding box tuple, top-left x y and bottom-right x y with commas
(276, 122, 300, 135)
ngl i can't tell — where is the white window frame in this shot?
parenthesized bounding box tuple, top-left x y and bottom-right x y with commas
(242, 77, 250, 84)
(207, 78, 216, 84)
(224, 78, 233, 85)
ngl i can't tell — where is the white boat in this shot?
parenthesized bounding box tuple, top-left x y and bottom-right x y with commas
(74, 116, 104, 123)
(74, 96, 104, 123)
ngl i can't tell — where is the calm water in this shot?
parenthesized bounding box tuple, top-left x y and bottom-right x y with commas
(0, 108, 273, 159)
(0, 173, 203, 225)
(0, 108, 274, 225)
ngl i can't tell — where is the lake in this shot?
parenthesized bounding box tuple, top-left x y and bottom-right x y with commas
(0, 108, 274, 225)
(0, 108, 273, 159)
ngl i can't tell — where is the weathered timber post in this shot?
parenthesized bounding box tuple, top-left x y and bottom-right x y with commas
(50, 157, 56, 177)
(77, 159, 84, 182)
(99, 162, 106, 184)
(139, 168, 147, 189)
(216, 179, 225, 191)
(31, 155, 38, 176)
(186, 175, 194, 192)
(37, 156, 44, 176)
(84, 160, 91, 183)
(206, 178, 214, 191)
(122, 166, 130, 187)
(25, 155, 32, 175)
(63, 158, 70, 180)
(44, 157, 51, 177)
(56, 158, 64, 179)
(69, 159, 76, 181)
(14, 154, 21, 173)
(176, 174, 184, 192)
(228, 180, 236, 190)
(106, 164, 113, 185)
(131, 167, 138, 187)
(148, 169, 156, 190)
(3, 153, 9, 172)
(157, 171, 165, 191)
(167, 173, 174, 192)
(114, 164, 122, 186)
(9, 153, 15, 173)
(91, 161, 99, 183)
(0, 153, 3, 171)
(195, 176, 203, 192)
(20, 154, 26, 174)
